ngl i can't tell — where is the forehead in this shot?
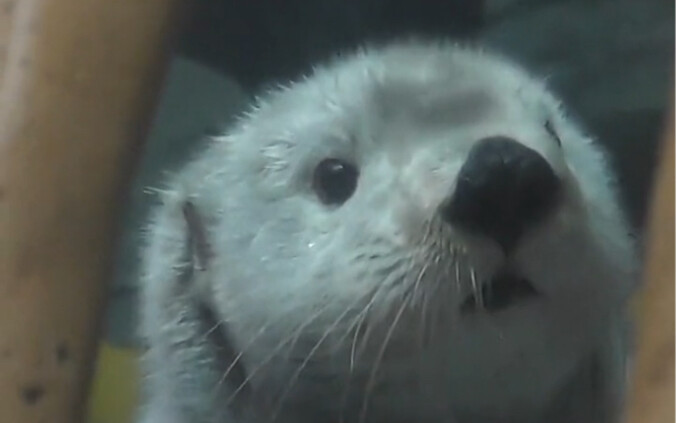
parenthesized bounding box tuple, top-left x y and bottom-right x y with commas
(247, 45, 547, 145)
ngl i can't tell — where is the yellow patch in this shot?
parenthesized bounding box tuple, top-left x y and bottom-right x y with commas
(86, 342, 140, 423)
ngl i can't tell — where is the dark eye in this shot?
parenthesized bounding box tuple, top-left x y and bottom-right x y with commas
(544, 120, 562, 146)
(312, 158, 359, 205)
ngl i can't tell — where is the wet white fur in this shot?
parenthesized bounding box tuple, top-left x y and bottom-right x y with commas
(137, 41, 638, 423)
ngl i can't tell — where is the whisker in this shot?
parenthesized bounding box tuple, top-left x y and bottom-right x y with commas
(222, 302, 333, 407)
(418, 287, 429, 350)
(349, 307, 370, 371)
(421, 250, 443, 349)
(211, 321, 270, 398)
(454, 247, 461, 293)
(404, 254, 429, 300)
(353, 267, 409, 360)
(200, 319, 223, 342)
(268, 296, 364, 423)
(470, 267, 483, 310)
(412, 254, 434, 350)
(336, 283, 389, 423)
(359, 291, 411, 423)
(335, 302, 374, 423)
(333, 286, 382, 370)
(209, 282, 333, 397)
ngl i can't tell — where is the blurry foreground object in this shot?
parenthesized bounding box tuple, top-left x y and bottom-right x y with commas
(624, 107, 675, 423)
(0, 0, 185, 422)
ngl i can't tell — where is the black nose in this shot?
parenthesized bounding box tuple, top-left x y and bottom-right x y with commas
(440, 136, 561, 252)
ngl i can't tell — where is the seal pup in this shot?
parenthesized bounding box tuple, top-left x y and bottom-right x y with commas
(137, 40, 638, 423)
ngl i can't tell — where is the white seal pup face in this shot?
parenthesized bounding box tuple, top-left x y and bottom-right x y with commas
(139, 41, 637, 423)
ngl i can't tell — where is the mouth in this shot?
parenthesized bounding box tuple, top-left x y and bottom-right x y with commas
(460, 270, 540, 314)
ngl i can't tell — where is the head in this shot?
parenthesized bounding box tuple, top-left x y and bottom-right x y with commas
(143, 41, 637, 422)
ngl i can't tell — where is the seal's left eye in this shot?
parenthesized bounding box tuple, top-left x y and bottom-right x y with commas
(312, 158, 359, 206)
(544, 120, 562, 146)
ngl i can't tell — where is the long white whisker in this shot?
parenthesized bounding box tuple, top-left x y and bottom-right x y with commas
(358, 292, 410, 423)
(454, 247, 461, 293)
(210, 299, 324, 398)
(333, 286, 382, 370)
(200, 319, 223, 341)
(211, 321, 269, 397)
(470, 267, 483, 310)
(268, 296, 364, 422)
(336, 285, 385, 423)
(222, 302, 332, 407)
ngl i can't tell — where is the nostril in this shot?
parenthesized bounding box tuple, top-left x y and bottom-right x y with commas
(440, 136, 561, 252)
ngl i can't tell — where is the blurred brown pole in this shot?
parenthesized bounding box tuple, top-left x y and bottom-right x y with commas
(0, 0, 16, 80)
(0, 0, 187, 422)
(624, 107, 675, 423)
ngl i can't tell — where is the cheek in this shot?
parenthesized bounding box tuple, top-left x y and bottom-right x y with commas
(299, 229, 385, 306)
(516, 212, 630, 313)
(215, 199, 308, 281)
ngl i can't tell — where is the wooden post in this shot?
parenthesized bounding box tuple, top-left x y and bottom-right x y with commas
(624, 109, 675, 423)
(0, 0, 16, 80)
(0, 1, 186, 422)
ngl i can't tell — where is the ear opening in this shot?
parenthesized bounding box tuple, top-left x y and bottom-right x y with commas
(173, 199, 214, 303)
(179, 200, 252, 410)
(182, 200, 213, 272)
